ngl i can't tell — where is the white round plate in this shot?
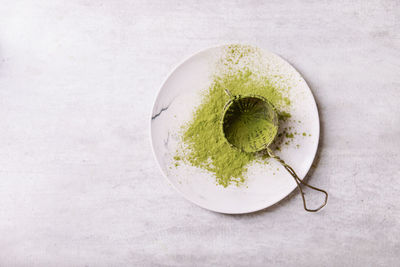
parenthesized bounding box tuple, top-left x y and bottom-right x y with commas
(150, 44, 319, 214)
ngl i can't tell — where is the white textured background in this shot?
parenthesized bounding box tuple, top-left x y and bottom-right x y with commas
(0, 0, 399, 266)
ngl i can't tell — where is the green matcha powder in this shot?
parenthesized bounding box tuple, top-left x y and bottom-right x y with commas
(174, 45, 292, 187)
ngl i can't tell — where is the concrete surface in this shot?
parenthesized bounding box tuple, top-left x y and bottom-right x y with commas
(0, 0, 399, 266)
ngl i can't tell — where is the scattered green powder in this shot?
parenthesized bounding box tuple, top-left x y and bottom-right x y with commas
(175, 45, 293, 187)
(285, 133, 294, 138)
(278, 111, 291, 121)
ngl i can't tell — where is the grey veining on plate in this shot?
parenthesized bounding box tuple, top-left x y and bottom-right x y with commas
(151, 106, 169, 120)
(0, 0, 399, 266)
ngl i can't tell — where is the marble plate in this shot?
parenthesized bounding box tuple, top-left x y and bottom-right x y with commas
(150, 45, 319, 214)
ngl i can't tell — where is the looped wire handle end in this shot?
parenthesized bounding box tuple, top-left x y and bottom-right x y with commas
(267, 148, 328, 212)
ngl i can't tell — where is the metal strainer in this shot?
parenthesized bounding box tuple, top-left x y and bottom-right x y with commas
(222, 89, 328, 212)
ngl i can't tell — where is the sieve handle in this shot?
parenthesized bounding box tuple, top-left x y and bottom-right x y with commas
(267, 148, 328, 212)
(224, 88, 234, 99)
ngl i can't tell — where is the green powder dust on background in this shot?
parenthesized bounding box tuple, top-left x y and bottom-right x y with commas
(175, 45, 292, 187)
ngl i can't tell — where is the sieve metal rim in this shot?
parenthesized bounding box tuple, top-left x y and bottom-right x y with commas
(220, 93, 279, 153)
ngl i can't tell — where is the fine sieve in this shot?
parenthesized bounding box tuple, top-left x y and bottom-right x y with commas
(221, 89, 328, 212)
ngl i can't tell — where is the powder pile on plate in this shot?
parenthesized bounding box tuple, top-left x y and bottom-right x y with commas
(175, 45, 292, 187)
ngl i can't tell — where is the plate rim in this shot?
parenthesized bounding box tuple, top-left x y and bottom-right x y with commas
(150, 43, 320, 214)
